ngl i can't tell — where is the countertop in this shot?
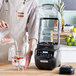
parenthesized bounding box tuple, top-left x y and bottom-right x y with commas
(0, 63, 76, 76)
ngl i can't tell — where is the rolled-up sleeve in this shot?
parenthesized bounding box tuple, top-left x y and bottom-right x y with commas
(26, 0, 39, 40)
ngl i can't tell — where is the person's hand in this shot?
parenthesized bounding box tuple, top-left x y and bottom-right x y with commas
(0, 20, 8, 30)
(24, 51, 33, 70)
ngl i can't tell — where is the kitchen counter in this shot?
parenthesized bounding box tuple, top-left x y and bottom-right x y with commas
(0, 63, 76, 76)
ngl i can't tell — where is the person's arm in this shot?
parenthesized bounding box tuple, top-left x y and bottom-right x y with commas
(24, 39, 36, 69)
(28, 39, 37, 53)
(0, 0, 10, 44)
(24, 0, 39, 69)
(0, 0, 8, 29)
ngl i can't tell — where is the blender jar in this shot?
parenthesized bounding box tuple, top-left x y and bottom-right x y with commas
(38, 4, 60, 43)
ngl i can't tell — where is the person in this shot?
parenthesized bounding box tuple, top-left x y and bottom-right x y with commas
(0, 0, 39, 70)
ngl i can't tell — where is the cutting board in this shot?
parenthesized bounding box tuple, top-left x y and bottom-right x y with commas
(0, 63, 76, 76)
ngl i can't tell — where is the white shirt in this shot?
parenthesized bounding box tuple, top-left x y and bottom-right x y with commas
(0, 0, 39, 52)
(0, 0, 39, 40)
(0, 0, 3, 9)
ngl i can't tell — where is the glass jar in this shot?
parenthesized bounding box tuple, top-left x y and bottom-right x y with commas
(11, 42, 26, 70)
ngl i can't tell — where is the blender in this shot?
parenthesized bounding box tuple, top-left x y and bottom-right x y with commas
(35, 4, 61, 70)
